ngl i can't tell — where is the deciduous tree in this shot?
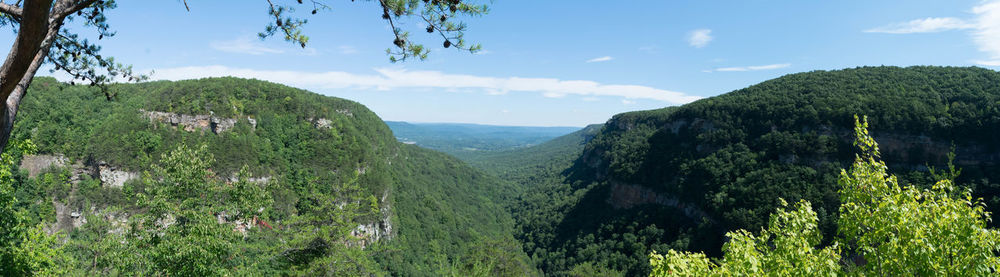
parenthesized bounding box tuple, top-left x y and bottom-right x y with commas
(651, 116, 1000, 276)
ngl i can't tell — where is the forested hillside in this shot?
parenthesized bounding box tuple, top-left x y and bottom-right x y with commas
(485, 66, 1000, 276)
(9, 66, 1000, 276)
(4, 77, 535, 275)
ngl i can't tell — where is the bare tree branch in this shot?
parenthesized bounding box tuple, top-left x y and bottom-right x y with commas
(0, 2, 22, 18)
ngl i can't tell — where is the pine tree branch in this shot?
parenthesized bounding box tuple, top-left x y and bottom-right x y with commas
(52, 0, 99, 21)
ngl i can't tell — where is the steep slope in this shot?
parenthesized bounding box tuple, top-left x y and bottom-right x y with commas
(506, 66, 1000, 275)
(464, 124, 601, 179)
(379, 144, 537, 276)
(9, 77, 534, 275)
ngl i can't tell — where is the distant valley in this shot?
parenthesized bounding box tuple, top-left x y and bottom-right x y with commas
(385, 121, 580, 158)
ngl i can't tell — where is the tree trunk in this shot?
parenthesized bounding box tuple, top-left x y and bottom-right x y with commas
(0, 0, 51, 99)
(0, 30, 53, 152)
(0, 0, 53, 152)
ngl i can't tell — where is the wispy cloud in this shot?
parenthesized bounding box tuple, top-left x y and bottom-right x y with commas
(586, 56, 614, 63)
(621, 99, 636, 105)
(864, 17, 975, 34)
(972, 1, 1000, 65)
(687, 29, 713, 48)
(210, 37, 284, 55)
(711, 63, 791, 72)
(865, 1, 1000, 66)
(152, 66, 703, 104)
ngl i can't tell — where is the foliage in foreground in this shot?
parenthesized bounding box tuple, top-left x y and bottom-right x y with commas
(0, 140, 75, 276)
(651, 116, 1000, 276)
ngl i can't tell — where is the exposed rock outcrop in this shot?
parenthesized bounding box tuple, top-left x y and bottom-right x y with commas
(307, 117, 335, 129)
(143, 110, 256, 134)
(20, 154, 92, 184)
(351, 191, 394, 248)
(98, 162, 139, 188)
(226, 175, 272, 184)
(20, 154, 68, 177)
(50, 200, 85, 234)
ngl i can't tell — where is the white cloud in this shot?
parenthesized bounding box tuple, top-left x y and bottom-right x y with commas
(687, 29, 713, 48)
(864, 17, 975, 34)
(712, 63, 791, 72)
(974, 59, 1000, 66)
(972, 1, 1000, 65)
(210, 37, 284, 55)
(152, 66, 702, 104)
(865, 1, 1000, 66)
(586, 56, 613, 63)
(622, 99, 636, 105)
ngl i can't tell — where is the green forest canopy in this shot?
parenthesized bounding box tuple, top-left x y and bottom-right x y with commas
(2, 77, 535, 276)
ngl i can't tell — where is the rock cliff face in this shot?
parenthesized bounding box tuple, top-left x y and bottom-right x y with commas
(20, 154, 69, 178)
(98, 162, 139, 188)
(143, 110, 256, 134)
(351, 192, 394, 248)
(20, 154, 140, 188)
(23, 151, 394, 246)
(20, 154, 94, 184)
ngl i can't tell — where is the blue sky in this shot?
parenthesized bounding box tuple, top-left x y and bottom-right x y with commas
(4, 0, 999, 126)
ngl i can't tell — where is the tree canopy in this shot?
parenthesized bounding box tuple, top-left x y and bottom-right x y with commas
(650, 116, 1000, 276)
(477, 66, 1000, 275)
(2, 76, 536, 275)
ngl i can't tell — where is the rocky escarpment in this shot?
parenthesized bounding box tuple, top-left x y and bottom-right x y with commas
(20, 154, 140, 188)
(97, 161, 139, 188)
(350, 191, 394, 248)
(143, 110, 257, 134)
(22, 151, 393, 246)
(143, 109, 345, 134)
(20, 154, 70, 178)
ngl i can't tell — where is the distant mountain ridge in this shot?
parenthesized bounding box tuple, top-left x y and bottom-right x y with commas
(385, 121, 581, 157)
